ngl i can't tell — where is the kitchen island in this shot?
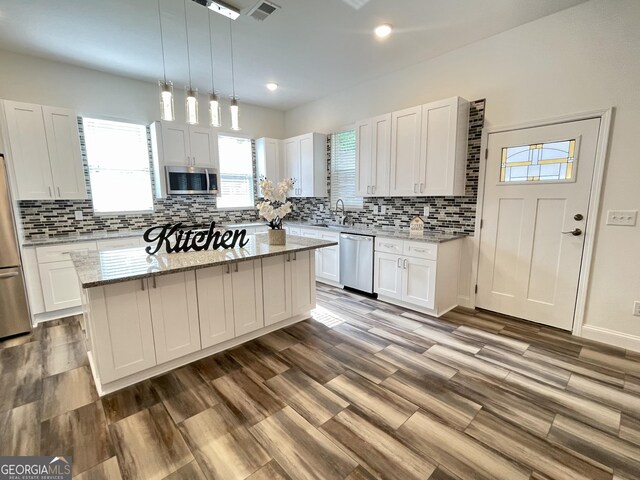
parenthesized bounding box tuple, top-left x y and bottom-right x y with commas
(71, 233, 337, 395)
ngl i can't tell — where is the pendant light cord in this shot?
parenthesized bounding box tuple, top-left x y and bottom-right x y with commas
(184, 0, 192, 87)
(157, 0, 167, 84)
(208, 13, 215, 93)
(229, 19, 236, 99)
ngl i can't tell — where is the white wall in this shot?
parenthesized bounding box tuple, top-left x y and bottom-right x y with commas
(285, 0, 640, 350)
(0, 49, 285, 139)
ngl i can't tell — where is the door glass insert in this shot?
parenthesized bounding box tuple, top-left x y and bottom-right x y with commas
(500, 139, 576, 183)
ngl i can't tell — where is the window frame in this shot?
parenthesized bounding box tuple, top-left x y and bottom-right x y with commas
(82, 116, 155, 217)
(330, 126, 363, 210)
(215, 133, 256, 211)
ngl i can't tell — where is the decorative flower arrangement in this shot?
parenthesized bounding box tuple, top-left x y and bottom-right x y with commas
(256, 178, 294, 230)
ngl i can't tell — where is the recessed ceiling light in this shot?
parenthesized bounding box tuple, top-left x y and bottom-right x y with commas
(374, 24, 392, 39)
(266, 82, 278, 91)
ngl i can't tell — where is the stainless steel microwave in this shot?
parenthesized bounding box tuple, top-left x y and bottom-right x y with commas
(165, 166, 219, 195)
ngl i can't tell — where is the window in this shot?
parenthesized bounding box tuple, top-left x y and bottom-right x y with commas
(330, 129, 362, 209)
(83, 118, 154, 214)
(217, 135, 254, 209)
(500, 139, 577, 183)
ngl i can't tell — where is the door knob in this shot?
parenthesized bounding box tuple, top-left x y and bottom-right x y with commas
(562, 228, 583, 236)
(574, 214, 584, 221)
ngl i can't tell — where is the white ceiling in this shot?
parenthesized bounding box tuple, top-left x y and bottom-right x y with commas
(0, 0, 588, 111)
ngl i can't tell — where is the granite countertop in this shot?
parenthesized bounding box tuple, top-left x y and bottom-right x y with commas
(284, 221, 466, 243)
(70, 234, 337, 288)
(22, 229, 148, 247)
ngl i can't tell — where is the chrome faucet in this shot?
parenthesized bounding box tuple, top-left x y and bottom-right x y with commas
(333, 198, 352, 225)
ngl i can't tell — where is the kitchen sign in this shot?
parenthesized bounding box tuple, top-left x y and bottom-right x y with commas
(143, 222, 250, 255)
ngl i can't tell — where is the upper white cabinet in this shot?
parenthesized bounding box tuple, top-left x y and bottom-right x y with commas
(3, 100, 86, 200)
(283, 133, 327, 198)
(420, 97, 469, 196)
(256, 137, 282, 182)
(151, 121, 219, 197)
(390, 105, 423, 197)
(355, 113, 391, 197)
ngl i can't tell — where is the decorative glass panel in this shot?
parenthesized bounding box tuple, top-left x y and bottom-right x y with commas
(500, 139, 576, 183)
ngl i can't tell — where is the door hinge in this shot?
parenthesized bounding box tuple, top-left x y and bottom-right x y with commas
(475, 284, 478, 294)
(484, 148, 488, 160)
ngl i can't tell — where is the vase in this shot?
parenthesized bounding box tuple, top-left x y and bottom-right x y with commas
(267, 229, 286, 245)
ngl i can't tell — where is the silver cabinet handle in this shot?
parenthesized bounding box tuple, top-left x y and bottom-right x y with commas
(366, 186, 370, 194)
(397, 258, 402, 268)
(0, 272, 19, 279)
(286, 253, 291, 262)
(403, 259, 408, 269)
(235, 262, 239, 272)
(141, 279, 145, 291)
(383, 243, 396, 248)
(413, 248, 427, 253)
(413, 184, 418, 193)
(372, 185, 376, 194)
(48, 186, 53, 198)
(193, 156, 196, 165)
(226, 264, 230, 274)
(420, 183, 424, 193)
(152, 276, 157, 289)
(57, 186, 61, 197)
(293, 252, 297, 261)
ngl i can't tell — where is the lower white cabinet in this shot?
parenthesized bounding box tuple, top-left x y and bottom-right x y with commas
(291, 251, 316, 315)
(262, 255, 293, 326)
(196, 265, 236, 348)
(230, 260, 265, 336)
(39, 260, 84, 312)
(374, 238, 461, 316)
(297, 227, 340, 285)
(148, 271, 201, 364)
(88, 279, 157, 384)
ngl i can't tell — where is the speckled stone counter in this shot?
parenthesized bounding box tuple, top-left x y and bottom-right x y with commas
(22, 229, 148, 247)
(70, 234, 336, 288)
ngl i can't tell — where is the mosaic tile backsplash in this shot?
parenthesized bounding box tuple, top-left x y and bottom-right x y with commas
(18, 99, 485, 239)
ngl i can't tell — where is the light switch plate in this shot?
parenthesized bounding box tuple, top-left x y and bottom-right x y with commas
(633, 301, 640, 317)
(74, 210, 83, 221)
(423, 206, 430, 218)
(606, 210, 637, 226)
(381, 205, 387, 215)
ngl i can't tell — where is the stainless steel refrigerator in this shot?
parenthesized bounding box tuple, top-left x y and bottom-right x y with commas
(0, 154, 31, 338)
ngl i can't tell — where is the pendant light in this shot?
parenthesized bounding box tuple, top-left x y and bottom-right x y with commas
(184, 0, 198, 125)
(228, 19, 240, 131)
(157, 0, 174, 121)
(208, 13, 221, 127)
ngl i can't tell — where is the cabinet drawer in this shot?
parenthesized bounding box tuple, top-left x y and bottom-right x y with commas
(403, 241, 438, 260)
(96, 237, 142, 250)
(36, 242, 97, 263)
(287, 227, 302, 236)
(375, 237, 403, 254)
(300, 228, 318, 238)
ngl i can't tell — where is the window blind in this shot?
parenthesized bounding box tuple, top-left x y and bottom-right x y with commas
(83, 118, 154, 214)
(217, 135, 254, 209)
(330, 129, 362, 209)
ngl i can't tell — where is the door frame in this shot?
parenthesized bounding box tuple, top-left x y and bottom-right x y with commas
(471, 108, 613, 335)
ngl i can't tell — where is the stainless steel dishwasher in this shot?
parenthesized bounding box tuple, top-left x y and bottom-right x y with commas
(339, 233, 375, 294)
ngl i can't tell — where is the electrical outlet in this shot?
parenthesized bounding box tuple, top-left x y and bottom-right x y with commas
(74, 211, 83, 221)
(606, 210, 637, 226)
(381, 205, 387, 215)
(423, 206, 430, 217)
(318, 204, 324, 212)
(634, 301, 640, 317)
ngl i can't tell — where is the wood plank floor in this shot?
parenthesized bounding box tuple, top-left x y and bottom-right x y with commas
(2, 282, 640, 479)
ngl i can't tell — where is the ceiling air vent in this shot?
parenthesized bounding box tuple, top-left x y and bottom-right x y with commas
(247, 0, 280, 21)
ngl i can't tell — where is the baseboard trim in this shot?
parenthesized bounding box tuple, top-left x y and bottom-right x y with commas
(581, 325, 640, 353)
(34, 306, 83, 325)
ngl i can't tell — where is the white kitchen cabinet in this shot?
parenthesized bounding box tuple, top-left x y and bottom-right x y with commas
(88, 279, 157, 383)
(148, 271, 201, 364)
(160, 123, 190, 166)
(3, 100, 85, 200)
(39, 261, 84, 312)
(317, 231, 340, 283)
(262, 254, 293, 326)
(420, 97, 469, 196)
(196, 265, 235, 347)
(291, 250, 316, 315)
(283, 133, 327, 198)
(96, 237, 143, 250)
(356, 113, 391, 197)
(374, 238, 461, 316)
(256, 137, 282, 182)
(189, 126, 219, 168)
(231, 260, 265, 336)
(389, 105, 422, 197)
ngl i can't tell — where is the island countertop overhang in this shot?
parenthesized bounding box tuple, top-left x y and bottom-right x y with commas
(71, 234, 337, 289)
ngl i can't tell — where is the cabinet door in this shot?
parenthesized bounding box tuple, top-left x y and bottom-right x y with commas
(38, 261, 82, 311)
(256, 138, 281, 182)
(284, 138, 300, 196)
(372, 113, 392, 197)
(232, 260, 265, 336)
(421, 99, 457, 196)
(43, 106, 86, 199)
(389, 106, 422, 197)
(148, 271, 201, 364)
(3, 101, 54, 200)
(355, 119, 372, 197)
(189, 126, 219, 169)
(318, 233, 340, 283)
(298, 134, 314, 197)
(197, 266, 235, 348)
(374, 252, 403, 299)
(402, 256, 436, 310)
(291, 251, 315, 315)
(161, 122, 190, 166)
(262, 255, 292, 326)
(89, 279, 156, 383)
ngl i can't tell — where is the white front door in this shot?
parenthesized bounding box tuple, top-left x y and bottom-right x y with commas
(477, 118, 600, 330)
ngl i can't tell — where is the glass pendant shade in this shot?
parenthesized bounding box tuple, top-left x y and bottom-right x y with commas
(209, 92, 221, 127)
(185, 87, 198, 125)
(159, 81, 175, 121)
(230, 98, 240, 131)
